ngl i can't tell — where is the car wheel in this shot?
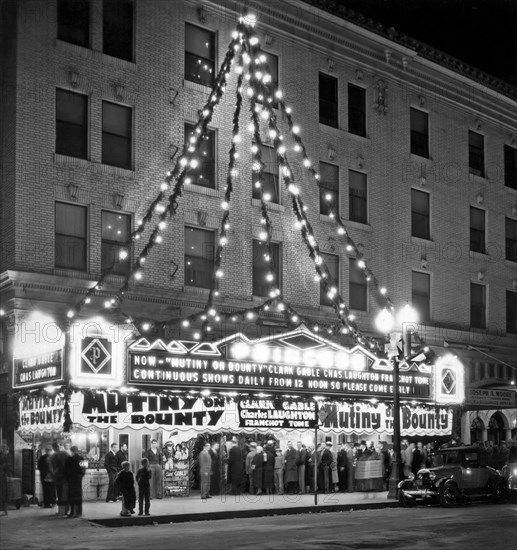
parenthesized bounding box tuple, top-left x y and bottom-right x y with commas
(439, 483, 459, 507)
(398, 489, 417, 507)
(491, 479, 510, 504)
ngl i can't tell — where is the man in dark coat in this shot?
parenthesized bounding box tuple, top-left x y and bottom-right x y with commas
(37, 446, 55, 508)
(50, 442, 69, 515)
(143, 439, 163, 499)
(318, 442, 333, 493)
(104, 443, 120, 502)
(209, 442, 221, 495)
(116, 443, 128, 469)
(64, 446, 85, 518)
(296, 441, 308, 494)
(227, 437, 243, 495)
(284, 440, 299, 494)
(337, 442, 348, 492)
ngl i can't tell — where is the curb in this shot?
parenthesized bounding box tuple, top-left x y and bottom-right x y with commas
(89, 500, 400, 527)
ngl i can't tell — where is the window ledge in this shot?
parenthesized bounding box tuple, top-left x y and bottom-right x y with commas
(469, 172, 488, 184)
(183, 285, 211, 296)
(505, 259, 517, 267)
(101, 53, 136, 70)
(54, 154, 90, 168)
(184, 79, 212, 93)
(318, 123, 346, 137)
(411, 235, 433, 245)
(410, 153, 432, 163)
(98, 163, 135, 178)
(504, 185, 517, 194)
(54, 268, 90, 279)
(469, 250, 490, 261)
(55, 40, 137, 71)
(251, 199, 285, 212)
(319, 214, 339, 223)
(184, 183, 222, 198)
(347, 131, 370, 142)
(340, 219, 372, 232)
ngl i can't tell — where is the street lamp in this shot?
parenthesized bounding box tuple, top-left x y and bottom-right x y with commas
(375, 304, 419, 500)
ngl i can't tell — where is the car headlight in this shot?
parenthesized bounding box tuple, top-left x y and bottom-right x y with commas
(429, 472, 436, 481)
(408, 473, 415, 481)
(513, 468, 517, 477)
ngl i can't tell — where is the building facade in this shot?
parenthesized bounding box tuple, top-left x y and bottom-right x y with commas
(0, 0, 516, 494)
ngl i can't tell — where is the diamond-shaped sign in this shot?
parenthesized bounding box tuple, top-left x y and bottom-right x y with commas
(441, 368, 456, 395)
(81, 338, 112, 375)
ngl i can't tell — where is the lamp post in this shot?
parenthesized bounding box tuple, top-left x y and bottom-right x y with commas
(375, 304, 419, 500)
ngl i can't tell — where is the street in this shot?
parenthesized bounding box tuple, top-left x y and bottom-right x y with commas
(1, 503, 516, 550)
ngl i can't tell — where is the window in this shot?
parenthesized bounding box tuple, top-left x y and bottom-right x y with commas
(185, 23, 215, 87)
(252, 240, 280, 297)
(507, 291, 517, 334)
(506, 217, 517, 262)
(411, 189, 430, 240)
(320, 253, 339, 306)
(260, 51, 278, 106)
(184, 124, 216, 188)
(349, 170, 367, 224)
(184, 227, 214, 289)
(470, 207, 486, 254)
(319, 73, 338, 127)
(103, 0, 133, 61)
(57, 0, 90, 47)
(504, 145, 517, 190)
(56, 89, 88, 159)
(252, 144, 279, 203)
(55, 202, 87, 270)
(469, 131, 484, 177)
(410, 108, 429, 158)
(349, 258, 367, 310)
(348, 84, 366, 137)
(412, 271, 430, 322)
(319, 162, 339, 216)
(470, 282, 486, 329)
(101, 211, 131, 276)
(102, 101, 132, 169)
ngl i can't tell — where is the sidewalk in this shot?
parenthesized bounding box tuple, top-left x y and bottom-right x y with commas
(3, 491, 398, 527)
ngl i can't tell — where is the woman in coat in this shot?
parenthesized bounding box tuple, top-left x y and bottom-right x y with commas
(251, 446, 265, 495)
(64, 446, 85, 518)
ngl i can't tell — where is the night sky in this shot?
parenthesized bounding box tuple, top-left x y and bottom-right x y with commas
(333, 0, 517, 87)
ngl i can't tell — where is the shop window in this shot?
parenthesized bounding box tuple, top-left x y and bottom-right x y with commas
(184, 123, 216, 188)
(470, 207, 486, 254)
(252, 240, 280, 297)
(320, 252, 339, 306)
(184, 227, 214, 289)
(349, 170, 367, 224)
(57, 0, 90, 48)
(349, 258, 367, 311)
(319, 73, 338, 127)
(103, 0, 134, 62)
(469, 130, 484, 177)
(185, 23, 215, 87)
(470, 282, 486, 329)
(252, 144, 279, 204)
(319, 162, 339, 216)
(102, 101, 132, 169)
(101, 211, 131, 276)
(411, 189, 430, 240)
(410, 108, 429, 158)
(507, 290, 517, 334)
(348, 84, 366, 137)
(56, 88, 88, 159)
(504, 145, 517, 190)
(55, 202, 87, 270)
(506, 217, 517, 262)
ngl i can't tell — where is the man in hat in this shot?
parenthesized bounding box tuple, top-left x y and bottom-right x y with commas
(144, 440, 163, 499)
(199, 442, 212, 500)
(245, 442, 258, 494)
(227, 436, 243, 495)
(318, 442, 333, 493)
(104, 443, 120, 502)
(37, 446, 55, 508)
(64, 446, 85, 518)
(284, 440, 300, 494)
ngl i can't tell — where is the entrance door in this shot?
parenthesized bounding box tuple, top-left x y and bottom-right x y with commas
(487, 412, 505, 444)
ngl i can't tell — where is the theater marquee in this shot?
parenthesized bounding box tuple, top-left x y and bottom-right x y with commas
(127, 327, 444, 402)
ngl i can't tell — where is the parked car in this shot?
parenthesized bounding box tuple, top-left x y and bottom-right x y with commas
(398, 445, 510, 507)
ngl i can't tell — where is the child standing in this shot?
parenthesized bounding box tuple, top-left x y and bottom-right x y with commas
(115, 461, 136, 516)
(136, 457, 152, 516)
